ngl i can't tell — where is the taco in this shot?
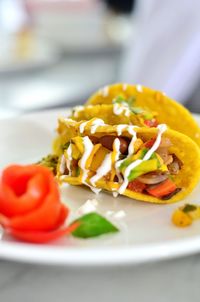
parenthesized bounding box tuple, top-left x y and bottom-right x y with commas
(78, 83, 200, 146)
(55, 118, 200, 204)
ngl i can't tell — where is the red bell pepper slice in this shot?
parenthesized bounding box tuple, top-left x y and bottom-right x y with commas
(146, 179, 177, 198)
(144, 137, 156, 148)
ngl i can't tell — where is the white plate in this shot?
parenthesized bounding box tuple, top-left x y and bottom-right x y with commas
(1, 109, 200, 267)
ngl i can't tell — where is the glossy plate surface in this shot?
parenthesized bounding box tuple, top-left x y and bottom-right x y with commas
(0, 109, 200, 266)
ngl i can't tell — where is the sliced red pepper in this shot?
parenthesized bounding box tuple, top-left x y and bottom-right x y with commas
(144, 137, 156, 148)
(146, 179, 177, 198)
(127, 180, 146, 193)
(144, 119, 158, 128)
(9, 222, 79, 244)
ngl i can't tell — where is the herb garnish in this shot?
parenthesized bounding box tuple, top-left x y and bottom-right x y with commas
(182, 204, 197, 213)
(71, 212, 119, 239)
(37, 154, 58, 175)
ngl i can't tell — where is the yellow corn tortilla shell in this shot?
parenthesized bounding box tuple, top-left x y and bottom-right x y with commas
(86, 83, 200, 146)
(56, 119, 200, 204)
(71, 104, 154, 127)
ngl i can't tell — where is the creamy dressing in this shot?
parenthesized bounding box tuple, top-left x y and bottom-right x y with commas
(116, 124, 137, 138)
(65, 144, 72, 176)
(80, 118, 105, 134)
(123, 83, 128, 91)
(113, 102, 130, 117)
(102, 86, 109, 97)
(113, 192, 119, 198)
(79, 136, 101, 194)
(73, 106, 84, 117)
(59, 155, 66, 174)
(63, 118, 76, 123)
(79, 121, 89, 134)
(128, 130, 137, 155)
(90, 118, 105, 134)
(76, 199, 98, 216)
(113, 138, 123, 186)
(90, 138, 120, 187)
(136, 84, 143, 92)
(116, 124, 128, 136)
(90, 153, 112, 186)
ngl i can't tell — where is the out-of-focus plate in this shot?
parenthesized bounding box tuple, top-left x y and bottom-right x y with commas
(0, 109, 200, 267)
(0, 35, 60, 75)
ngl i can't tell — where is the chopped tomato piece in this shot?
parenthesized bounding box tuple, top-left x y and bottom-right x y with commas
(146, 179, 177, 198)
(127, 180, 146, 193)
(144, 137, 156, 148)
(144, 119, 158, 128)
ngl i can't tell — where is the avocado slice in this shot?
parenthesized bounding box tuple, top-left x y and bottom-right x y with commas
(128, 159, 158, 181)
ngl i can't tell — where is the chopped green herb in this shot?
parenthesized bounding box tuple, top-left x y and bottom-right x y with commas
(182, 204, 197, 213)
(75, 166, 80, 177)
(127, 96, 136, 106)
(37, 154, 58, 175)
(131, 107, 144, 114)
(61, 142, 70, 151)
(113, 95, 126, 104)
(71, 212, 119, 239)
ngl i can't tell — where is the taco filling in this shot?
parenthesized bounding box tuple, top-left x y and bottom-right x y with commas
(56, 120, 185, 201)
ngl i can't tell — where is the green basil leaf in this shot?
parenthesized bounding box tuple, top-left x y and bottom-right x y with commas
(71, 212, 119, 239)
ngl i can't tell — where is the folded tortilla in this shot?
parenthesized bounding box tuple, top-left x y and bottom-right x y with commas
(55, 118, 200, 204)
(81, 83, 200, 147)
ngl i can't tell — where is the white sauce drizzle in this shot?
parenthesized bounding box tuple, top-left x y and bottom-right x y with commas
(79, 136, 101, 194)
(128, 130, 137, 155)
(123, 83, 128, 91)
(90, 153, 112, 186)
(63, 118, 76, 123)
(143, 124, 167, 160)
(79, 119, 105, 134)
(65, 144, 72, 176)
(113, 103, 130, 117)
(113, 138, 123, 189)
(73, 106, 84, 117)
(116, 124, 127, 136)
(136, 84, 143, 92)
(59, 155, 66, 174)
(79, 121, 89, 134)
(102, 86, 109, 97)
(117, 124, 167, 194)
(113, 192, 119, 198)
(90, 119, 105, 134)
(76, 199, 98, 216)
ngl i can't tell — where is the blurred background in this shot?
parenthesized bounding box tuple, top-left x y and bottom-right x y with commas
(0, 0, 199, 119)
